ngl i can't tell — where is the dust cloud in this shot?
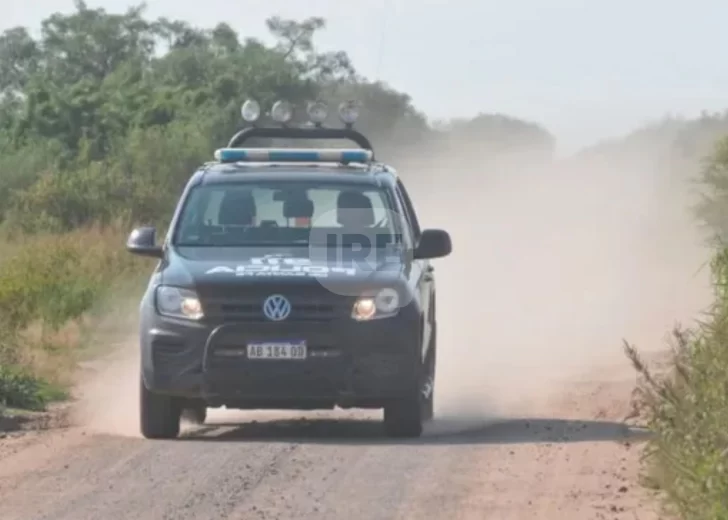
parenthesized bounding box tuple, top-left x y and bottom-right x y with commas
(71, 303, 143, 438)
(71, 133, 714, 439)
(73, 340, 141, 437)
(403, 137, 714, 430)
(71, 301, 207, 437)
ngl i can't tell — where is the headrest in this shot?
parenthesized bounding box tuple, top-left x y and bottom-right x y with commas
(336, 191, 374, 227)
(218, 191, 256, 226)
(283, 194, 314, 219)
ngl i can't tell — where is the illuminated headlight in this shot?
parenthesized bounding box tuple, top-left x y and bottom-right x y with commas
(351, 288, 400, 321)
(155, 286, 204, 320)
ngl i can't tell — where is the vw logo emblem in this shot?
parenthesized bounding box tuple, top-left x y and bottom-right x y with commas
(262, 294, 291, 321)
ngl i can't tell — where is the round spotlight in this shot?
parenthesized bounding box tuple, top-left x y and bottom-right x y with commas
(307, 101, 328, 125)
(271, 100, 294, 123)
(240, 99, 261, 122)
(338, 100, 360, 125)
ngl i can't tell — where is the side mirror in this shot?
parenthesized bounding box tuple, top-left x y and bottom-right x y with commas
(126, 226, 163, 258)
(414, 229, 452, 260)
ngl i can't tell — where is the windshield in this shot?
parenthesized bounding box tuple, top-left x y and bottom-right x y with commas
(172, 180, 401, 248)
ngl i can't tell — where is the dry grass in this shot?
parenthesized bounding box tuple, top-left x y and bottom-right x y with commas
(624, 250, 728, 519)
(17, 318, 89, 389)
(0, 222, 152, 409)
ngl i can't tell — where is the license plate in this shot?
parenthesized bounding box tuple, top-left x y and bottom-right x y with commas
(246, 341, 307, 360)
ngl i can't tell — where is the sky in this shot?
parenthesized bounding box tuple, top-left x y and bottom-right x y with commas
(4, 0, 728, 154)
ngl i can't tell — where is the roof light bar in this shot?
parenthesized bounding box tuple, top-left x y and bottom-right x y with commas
(239, 98, 363, 128)
(214, 148, 374, 164)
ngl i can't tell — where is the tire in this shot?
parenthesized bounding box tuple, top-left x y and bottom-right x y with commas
(384, 395, 424, 438)
(383, 329, 436, 438)
(181, 404, 207, 425)
(423, 320, 436, 422)
(140, 376, 181, 439)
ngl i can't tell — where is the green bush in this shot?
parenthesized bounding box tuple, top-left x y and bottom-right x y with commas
(0, 233, 110, 330)
(0, 364, 65, 411)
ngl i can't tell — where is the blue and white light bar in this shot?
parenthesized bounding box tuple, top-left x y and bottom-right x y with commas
(214, 148, 373, 164)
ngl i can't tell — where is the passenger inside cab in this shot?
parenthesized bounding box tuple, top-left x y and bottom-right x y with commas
(217, 190, 256, 228)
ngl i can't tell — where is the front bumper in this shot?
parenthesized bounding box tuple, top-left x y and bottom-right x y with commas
(140, 313, 420, 407)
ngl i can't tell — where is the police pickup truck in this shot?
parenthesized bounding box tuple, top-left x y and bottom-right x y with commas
(126, 99, 453, 439)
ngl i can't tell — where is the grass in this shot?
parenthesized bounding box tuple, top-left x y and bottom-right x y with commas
(0, 222, 152, 412)
(626, 248, 728, 520)
(0, 365, 66, 411)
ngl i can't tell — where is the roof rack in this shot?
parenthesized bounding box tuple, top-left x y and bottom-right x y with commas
(212, 99, 379, 167)
(226, 126, 374, 153)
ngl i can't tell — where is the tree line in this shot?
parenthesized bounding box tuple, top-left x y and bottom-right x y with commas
(0, 1, 558, 234)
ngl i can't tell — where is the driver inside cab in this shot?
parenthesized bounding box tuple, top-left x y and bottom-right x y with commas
(283, 190, 314, 228)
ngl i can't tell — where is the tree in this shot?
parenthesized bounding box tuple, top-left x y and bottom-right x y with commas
(0, 3, 561, 231)
(0, 27, 40, 96)
(695, 136, 728, 242)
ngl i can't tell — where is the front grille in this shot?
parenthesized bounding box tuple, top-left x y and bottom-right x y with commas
(216, 300, 334, 322)
(202, 293, 347, 323)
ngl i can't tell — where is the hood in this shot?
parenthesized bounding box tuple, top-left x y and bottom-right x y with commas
(161, 245, 407, 290)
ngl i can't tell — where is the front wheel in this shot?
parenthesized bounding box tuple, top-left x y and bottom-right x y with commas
(140, 376, 181, 439)
(383, 324, 436, 438)
(384, 395, 424, 438)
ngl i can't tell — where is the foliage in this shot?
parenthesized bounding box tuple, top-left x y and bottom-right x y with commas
(695, 135, 728, 243)
(0, 1, 554, 227)
(0, 225, 149, 408)
(625, 261, 728, 519)
(0, 226, 144, 331)
(0, 364, 65, 411)
(624, 128, 728, 519)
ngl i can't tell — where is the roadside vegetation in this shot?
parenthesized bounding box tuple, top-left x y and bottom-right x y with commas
(624, 131, 728, 518)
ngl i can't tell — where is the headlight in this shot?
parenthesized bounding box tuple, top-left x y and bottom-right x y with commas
(155, 286, 204, 320)
(351, 288, 401, 321)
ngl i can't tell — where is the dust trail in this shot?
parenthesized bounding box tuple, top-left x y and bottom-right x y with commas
(70, 135, 714, 439)
(66, 299, 143, 437)
(72, 339, 141, 437)
(401, 137, 714, 432)
(73, 335, 208, 437)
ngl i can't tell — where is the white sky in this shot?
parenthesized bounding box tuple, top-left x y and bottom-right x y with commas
(4, 0, 728, 153)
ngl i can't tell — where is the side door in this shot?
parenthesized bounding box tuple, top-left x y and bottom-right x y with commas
(393, 179, 433, 361)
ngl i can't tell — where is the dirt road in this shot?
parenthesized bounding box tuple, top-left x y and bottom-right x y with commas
(0, 357, 661, 520)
